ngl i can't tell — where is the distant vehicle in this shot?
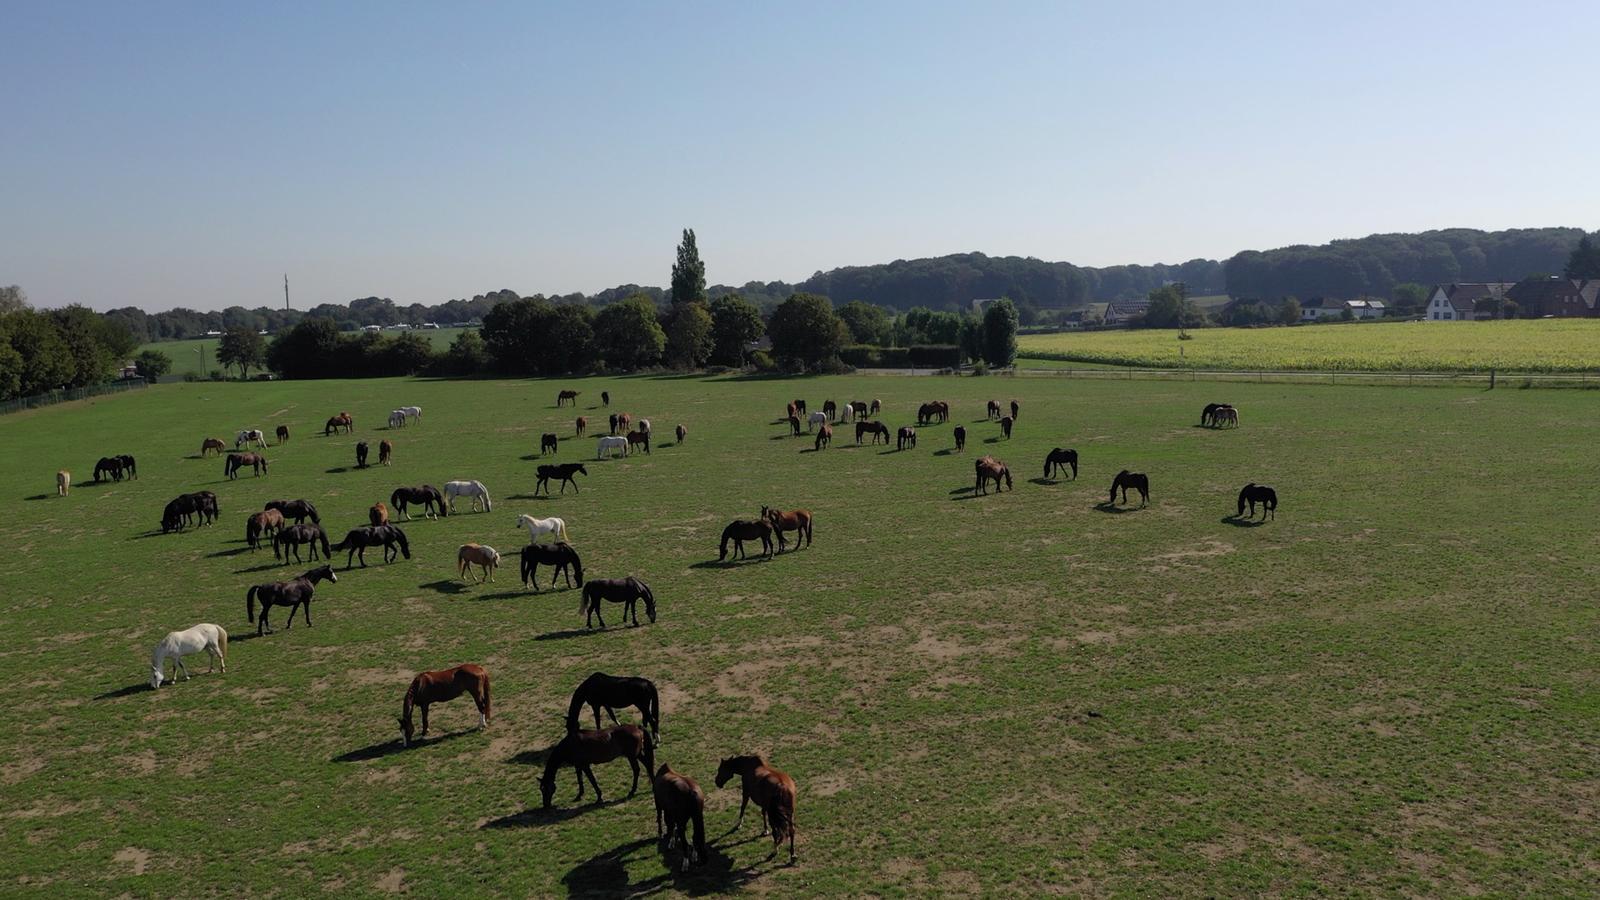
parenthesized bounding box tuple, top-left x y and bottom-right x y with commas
(362, 325, 381, 333)
(204, 330, 222, 337)
(253, 373, 275, 381)
(422, 323, 440, 329)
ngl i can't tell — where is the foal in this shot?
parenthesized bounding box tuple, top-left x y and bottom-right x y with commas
(399, 664, 491, 746)
(540, 725, 654, 808)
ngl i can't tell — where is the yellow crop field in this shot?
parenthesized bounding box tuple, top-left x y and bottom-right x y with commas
(1018, 320, 1600, 372)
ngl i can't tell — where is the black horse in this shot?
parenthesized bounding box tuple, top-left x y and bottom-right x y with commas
(521, 541, 584, 590)
(266, 499, 319, 524)
(1236, 483, 1277, 520)
(274, 523, 331, 562)
(953, 425, 966, 452)
(581, 577, 656, 628)
(332, 525, 411, 567)
(535, 463, 588, 496)
(1201, 403, 1232, 427)
(94, 456, 127, 482)
(1109, 470, 1149, 507)
(246, 565, 338, 635)
(541, 433, 559, 455)
(355, 441, 369, 468)
(390, 485, 447, 520)
(161, 490, 218, 533)
(719, 519, 773, 561)
(1043, 448, 1078, 480)
(566, 672, 661, 745)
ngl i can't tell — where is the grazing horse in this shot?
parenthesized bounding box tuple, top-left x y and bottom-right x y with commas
(675, 424, 686, 444)
(999, 415, 1014, 439)
(575, 416, 588, 437)
(597, 435, 629, 459)
(332, 525, 411, 567)
(954, 425, 966, 452)
(456, 543, 501, 583)
(627, 430, 651, 454)
(761, 506, 813, 551)
(987, 400, 1002, 419)
(719, 519, 773, 561)
(246, 508, 284, 551)
(975, 456, 1012, 494)
(149, 624, 228, 689)
(814, 423, 832, 451)
(1200, 403, 1229, 427)
(601, 390, 610, 407)
(56, 469, 70, 497)
(369, 502, 389, 527)
(581, 577, 657, 628)
(869, 398, 881, 416)
(399, 664, 491, 746)
(378, 439, 393, 466)
(535, 463, 588, 496)
(266, 499, 319, 524)
(514, 513, 570, 543)
(390, 485, 447, 520)
(275, 424, 290, 444)
(785, 415, 802, 437)
(1215, 406, 1239, 428)
(200, 437, 226, 456)
(323, 413, 352, 436)
(822, 400, 837, 421)
(443, 479, 492, 513)
(224, 452, 268, 479)
(557, 389, 580, 407)
(807, 411, 828, 432)
(1043, 448, 1079, 480)
(637, 418, 651, 436)
(117, 454, 137, 479)
(855, 421, 890, 445)
(566, 672, 661, 743)
(520, 541, 584, 590)
(934, 400, 950, 422)
(1237, 483, 1277, 520)
(1010, 399, 1020, 420)
(1109, 470, 1150, 507)
(715, 755, 798, 864)
(237, 428, 268, 448)
(388, 410, 407, 429)
(246, 566, 337, 634)
(897, 426, 917, 450)
(847, 400, 869, 422)
(609, 413, 620, 435)
(161, 491, 219, 533)
(94, 456, 125, 482)
(917, 403, 939, 426)
(786, 401, 798, 420)
(274, 523, 331, 563)
(617, 412, 633, 434)
(396, 406, 422, 424)
(792, 399, 806, 417)
(540, 725, 654, 809)
(541, 433, 559, 455)
(355, 441, 369, 468)
(654, 765, 708, 870)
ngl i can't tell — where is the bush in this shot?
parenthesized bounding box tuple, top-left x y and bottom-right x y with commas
(908, 344, 962, 368)
(839, 345, 912, 368)
(971, 361, 989, 376)
(749, 350, 777, 372)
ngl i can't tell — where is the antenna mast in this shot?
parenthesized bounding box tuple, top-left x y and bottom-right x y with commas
(284, 274, 290, 310)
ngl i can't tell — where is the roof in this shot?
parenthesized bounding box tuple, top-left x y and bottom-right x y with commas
(1507, 277, 1585, 307)
(1433, 283, 1513, 313)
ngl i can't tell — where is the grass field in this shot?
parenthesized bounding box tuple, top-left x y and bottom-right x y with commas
(1018, 319, 1600, 372)
(137, 328, 473, 377)
(1, 374, 1597, 896)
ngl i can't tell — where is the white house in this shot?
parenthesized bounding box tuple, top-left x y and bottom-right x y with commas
(1425, 283, 1512, 321)
(1299, 297, 1387, 321)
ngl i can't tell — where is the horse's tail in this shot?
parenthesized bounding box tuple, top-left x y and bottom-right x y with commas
(768, 786, 795, 848)
(557, 519, 568, 542)
(691, 804, 707, 862)
(646, 680, 661, 741)
(564, 683, 586, 732)
(520, 550, 533, 586)
(247, 585, 258, 623)
(481, 484, 491, 513)
(319, 529, 331, 557)
(216, 626, 228, 661)
(579, 583, 591, 614)
(1266, 490, 1277, 511)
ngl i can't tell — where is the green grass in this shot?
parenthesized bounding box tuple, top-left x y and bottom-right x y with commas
(1019, 319, 1600, 372)
(1, 374, 1597, 895)
(138, 328, 473, 377)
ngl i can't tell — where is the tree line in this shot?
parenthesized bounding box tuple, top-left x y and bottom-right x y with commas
(0, 286, 140, 400)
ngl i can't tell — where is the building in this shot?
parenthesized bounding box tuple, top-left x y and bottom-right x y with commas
(1505, 277, 1600, 318)
(1299, 297, 1387, 321)
(971, 298, 1004, 316)
(1103, 298, 1150, 325)
(1424, 283, 1512, 321)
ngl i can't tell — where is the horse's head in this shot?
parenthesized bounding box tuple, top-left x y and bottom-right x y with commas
(575, 464, 587, 476)
(514, 514, 529, 529)
(149, 666, 164, 689)
(539, 761, 558, 808)
(398, 715, 414, 746)
(714, 757, 737, 788)
(315, 565, 337, 583)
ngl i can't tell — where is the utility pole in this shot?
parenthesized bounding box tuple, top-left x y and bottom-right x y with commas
(284, 274, 290, 311)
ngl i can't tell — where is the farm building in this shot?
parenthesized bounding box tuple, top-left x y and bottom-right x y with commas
(1424, 283, 1513, 321)
(1104, 298, 1150, 325)
(1506, 277, 1600, 318)
(1299, 297, 1386, 321)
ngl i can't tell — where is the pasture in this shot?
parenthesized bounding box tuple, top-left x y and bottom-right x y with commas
(1018, 319, 1600, 372)
(1, 374, 1596, 896)
(137, 328, 473, 377)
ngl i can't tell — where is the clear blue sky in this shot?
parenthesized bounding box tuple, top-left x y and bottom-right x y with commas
(4, 1, 1596, 311)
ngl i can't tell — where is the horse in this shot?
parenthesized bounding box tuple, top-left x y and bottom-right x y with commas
(557, 389, 580, 407)
(1237, 483, 1277, 520)
(609, 413, 620, 435)
(355, 441, 369, 468)
(786, 415, 802, 437)
(719, 519, 773, 561)
(443, 479, 492, 513)
(535, 463, 588, 496)
(897, 426, 917, 450)
(515, 513, 570, 544)
(200, 437, 226, 457)
(617, 412, 633, 434)
(785, 401, 798, 420)
(388, 410, 407, 429)
(575, 416, 588, 437)
(814, 423, 832, 451)
(933, 400, 950, 422)
(399, 664, 491, 746)
(274, 524, 331, 563)
(855, 421, 890, 445)
(1109, 470, 1150, 507)
(149, 624, 228, 689)
(597, 435, 629, 459)
(675, 424, 686, 444)
(987, 400, 1001, 419)
(541, 433, 559, 455)
(822, 399, 837, 421)
(397, 406, 422, 424)
(521, 541, 584, 590)
(954, 425, 966, 452)
(869, 398, 881, 416)
(653, 765, 708, 870)
(1043, 448, 1078, 480)
(238, 428, 268, 448)
(761, 506, 813, 551)
(266, 499, 319, 524)
(224, 452, 268, 479)
(390, 485, 447, 520)
(792, 399, 807, 417)
(581, 577, 657, 628)
(369, 502, 389, 527)
(117, 454, 137, 479)
(999, 415, 1014, 439)
(916, 403, 939, 426)
(540, 725, 654, 808)
(56, 469, 70, 496)
(1215, 407, 1239, 428)
(637, 418, 651, 436)
(847, 400, 869, 421)
(246, 565, 337, 634)
(807, 411, 828, 432)
(93, 456, 125, 482)
(378, 439, 393, 466)
(566, 672, 661, 743)
(1010, 399, 1020, 420)
(457, 543, 501, 583)
(1200, 403, 1229, 427)
(627, 430, 651, 454)
(975, 456, 1012, 494)
(322, 414, 352, 436)
(332, 525, 411, 567)
(275, 425, 290, 444)
(715, 755, 798, 864)
(161, 491, 219, 533)
(601, 390, 610, 407)
(246, 509, 284, 551)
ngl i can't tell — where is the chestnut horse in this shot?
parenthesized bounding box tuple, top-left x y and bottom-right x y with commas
(975, 456, 1012, 494)
(457, 543, 500, 583)
(201, 437, 226, 457)
(715, 754, 798, 863)
(378, 439, 393, 466)
(575, 416, 587, 437)
(814, 423, 832, 451)
(246, 508, 284, 551)
(324, 412, 353, 436)
(761, 506, 813, 551)
(654, 765, 708, 870)
(399, 664, 491, 746)
(225, 452, 268, 479)
(540, 725, 654, 808)
(369, 502, 389, 527)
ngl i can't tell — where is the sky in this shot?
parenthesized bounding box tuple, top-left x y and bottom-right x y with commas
(4, 1, 1598, 312)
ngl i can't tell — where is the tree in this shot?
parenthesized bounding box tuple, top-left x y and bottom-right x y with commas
(1140, 285, 1205, 329)
(216, 327, 265, 378)
(980, 298, 1019, 367)
(541, 303, 596, 374)
(1391, 282, 1429, 314)
(1278, 298, 1302, 325)
(49, 306, 121, 387)
(958, 314, 984, 364)
(767, 293, 847, 369)
(1565, 235, 1600, 279)
(593, 295, 666, 370)
(481, 296, 554, 374)
(837, 301, 893, 345)
(0, 285, 27, 316)
(665, 302, 713, 369)
(708, 294, 764, 367)
(0, 309, 75, 395)
(266, 318, 341, 379)
(670, 228, 707, 307)
(0, 339, 20, 399)
(442, 328, 488, 375)
(133, 350, 172, 379)
(383, 331, 435, 375)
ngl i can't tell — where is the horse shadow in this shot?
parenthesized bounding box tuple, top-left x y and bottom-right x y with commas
(206, 546, 251, 558)
(1094, 502, 1142, 514)
(519, 454, 541, 461)
(229, 631, 268, 643)
(92, 683, 150, 700)
(688, 557, 772, 570)
(877, 448, 909, 455)
(333, 729, 472, 762)
(561, 837, 764, 896)
(1221, 515, 1268, 528)
(23, 494, 54, 501)
(508, 747, 550, 766)
(420, 580, 470, 595)
(233, 562, 287, 574)
(1029, 477, 1059, 486)
(481, 800, 625, 829)
(505, 494, 550, 502)
(983, 436, 1005, 444)
(471, 590, 530, 602)
(325, 466, 352, 474)
(534, 627, 601, 642)
(932, 448, 959, 457)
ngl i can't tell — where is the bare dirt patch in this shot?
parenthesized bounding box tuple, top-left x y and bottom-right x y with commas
(112, 846, 150, 876)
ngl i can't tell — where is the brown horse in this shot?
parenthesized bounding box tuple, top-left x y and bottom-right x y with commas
(975, 456, 1012, 494)
(954, 425, 966, 452)
(390, 485, 446, 520)
(266, 498, 320, 524)
(540, 725, 654, 808)
(399, 664, 491, 746)
(715, 754, 798, 864)
(1109, 470, 1150, 507)
(557, 389, 580, 407)
(575, 416, 587, 437)
(785, 401, 798, 420)
(856, 421, 890, 445)
(369, 502, 389, 527)
(793, 399, 807, 416)
(246, 508, 284, 552)
(378, 439, 393, 466)
(324, 412, 353, 436)
(225, 452, 268, 479)
(200, 437, 226, 457)
(246, 565, 337, 634)
(1010, 399, 1019, 420)
(999, 415, 1013, 439)
(987, 399, 1001, 419)
(822, 399, 837, 420)
(719, 519, 773, 561)
(535, 462, 588, 496)
(814, 423, 832, 451)
(275, 424, 290, 444)
(541, 433, 559, 455)
(897, 426, 917, 450)
(617, 412, 633, 434)
(675, 424, 686, 444)
(654, 764, 708, 870)
(457, 543, 500, 583)
(761, 506, 813, 551)
(627, 430, 651, 454)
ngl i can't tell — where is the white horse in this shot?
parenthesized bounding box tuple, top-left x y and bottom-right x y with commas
(150, 623, 228, 688)
(596, 435, 629, 459)
(637, 418, 651, 435)
(807, 411, 828, 432)
(443, 479, 492, 513)
(514, 513, 569, 544)
(840, 404, 856, 423)
(236, 429, 267, 449)
(397, 406, 422, 423)
(388, 410, 407, 429)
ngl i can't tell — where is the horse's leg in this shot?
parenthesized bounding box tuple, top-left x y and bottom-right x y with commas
(628, 754, 640, 796)
(420, 702, 429, 736)
(474, 689, 488, 729)
(177, 656, 191, 681)
(734, 789, 748, 829)
(304, 598, 312, 627)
